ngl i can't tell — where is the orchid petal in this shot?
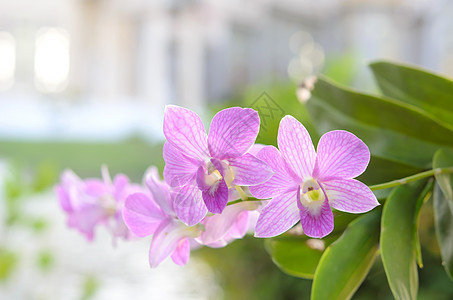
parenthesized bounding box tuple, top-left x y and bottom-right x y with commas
(123, 193, 164, 237)
(56, 185, 72, 212)
(254, 191, 300, 238)
(171, 238, 191, 266)
(277, 115, 316, 180)
(202, 179, 229, 214)
(174, 185, 207, 226)
(163, 142, 200, 187)
(163, 105, 209, 162)
(299, 199, 334, 238)
(145, 166, 175, 216)
(247, 143, 266, 156)
(249, 146, 299, 199)
(323, 179, 379, 213)
(229, 153, 273, 186)
(313, 130, 370, 181)
(67, 205, 106, 241)
(149, 219, 201, 268)
(200, 201, 258, 245)
(208, 107, 260, 159)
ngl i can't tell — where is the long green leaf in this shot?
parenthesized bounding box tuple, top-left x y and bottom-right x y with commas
(432, 148, 453, 280)
(306, 77, 453, 168)
(381, 180, 429, 300)
(433, 148, 453, 202)
(433, 183, 453, 280)
(311, 208, 381, 300)
(370, 61, 453, 131)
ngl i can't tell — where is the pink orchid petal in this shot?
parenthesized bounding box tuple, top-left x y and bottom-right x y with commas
(313, 130, 370, 181)
(145, 166, 175, 216)
(249, 146, 300, 199)
(163, 142, 200, 187)
(254, 191, 300, 238)
(174, 185, 207, 226)
(323, 179, 379, 213)
(56, 185, 72, 212)
(163, 105, 209, 162)
(226, 210, 249, 239)
(277, 115, 316, 180)
(229, 153, 273, 186)
(123, 193, 164, 237)
(247, 143, 266, 156)
(299, 200, 334, 238)
(84, 179, 109, 198)
(171, 238, 191, 266)
(200, 201, 257, 245)
(112, 174, 130, 200)
(202, 179, 229, 214)
(149, 219, 200, 268)
(208, 107, 260, 159)
(67, 205, 107, 241)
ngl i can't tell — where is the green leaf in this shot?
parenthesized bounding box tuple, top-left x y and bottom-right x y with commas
(370, 61, 453, 131)
(311, 208, 381, 300)
(306, 77, 453, 169)
(265, 237, 325, 279)
(433, 183, 453, 280)
(381, 180, 429, 300)
(266, 212, 355, 279)
(433, 148, 453, 202)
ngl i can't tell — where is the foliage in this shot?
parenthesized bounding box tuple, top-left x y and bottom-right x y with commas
(258, 61, 453, 299)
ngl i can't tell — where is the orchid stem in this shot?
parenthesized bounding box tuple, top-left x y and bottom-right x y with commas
(369, 166, 453, 191)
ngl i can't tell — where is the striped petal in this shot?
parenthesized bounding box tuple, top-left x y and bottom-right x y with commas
(208, 107, 260, 159)
(313, 130, 370, 181)
(323, 179, 379, 213)
(277, 115, 316, 181)
(254, 191, 300, 238)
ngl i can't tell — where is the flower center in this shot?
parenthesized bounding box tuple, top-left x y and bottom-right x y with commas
(299, 178, 325, 207)
(99, 194, 117, 216)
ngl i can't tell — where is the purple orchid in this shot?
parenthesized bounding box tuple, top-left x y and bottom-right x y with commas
(162, 105, 273, 225)
(56, 167, 140, 241)
(123, 167, 260, 267)
(250, 116, 379, 238)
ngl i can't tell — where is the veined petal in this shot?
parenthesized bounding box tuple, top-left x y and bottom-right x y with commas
(299, 199, 334, 238)
(323, 179, 379, 213)
(145, 166, 175, 216)
(229, 153, 273, 186)
(208, 107, 260, 159)
(247, 143, 266, 156)
(249, 146, 299, 199)
(277, 115, 316, 180)
(163, 105, 209, 162)
(313, 130, 370, 181)
(254, 191, 300, 238)
(174, 185, 207, 226)
(149, 219, 201, 268)
(123, 193, 164, 237)
(171, 238, 191, 266)
(163, 142, 200, 187)
(202, 179, 229, 214)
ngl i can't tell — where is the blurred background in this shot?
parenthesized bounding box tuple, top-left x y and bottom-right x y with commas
(1, 0, 453, 299)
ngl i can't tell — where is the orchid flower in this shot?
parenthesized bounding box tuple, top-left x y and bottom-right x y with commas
(162, 105, 273, 225)
(250, 116, 379, 238)
(56, 167, 139, 241)
(123, 167, 260, 267)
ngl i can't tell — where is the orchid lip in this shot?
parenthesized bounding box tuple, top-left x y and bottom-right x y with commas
(299, 178, 325, 208)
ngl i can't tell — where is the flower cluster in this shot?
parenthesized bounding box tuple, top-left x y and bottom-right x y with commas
(56, 105, 379, 267)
